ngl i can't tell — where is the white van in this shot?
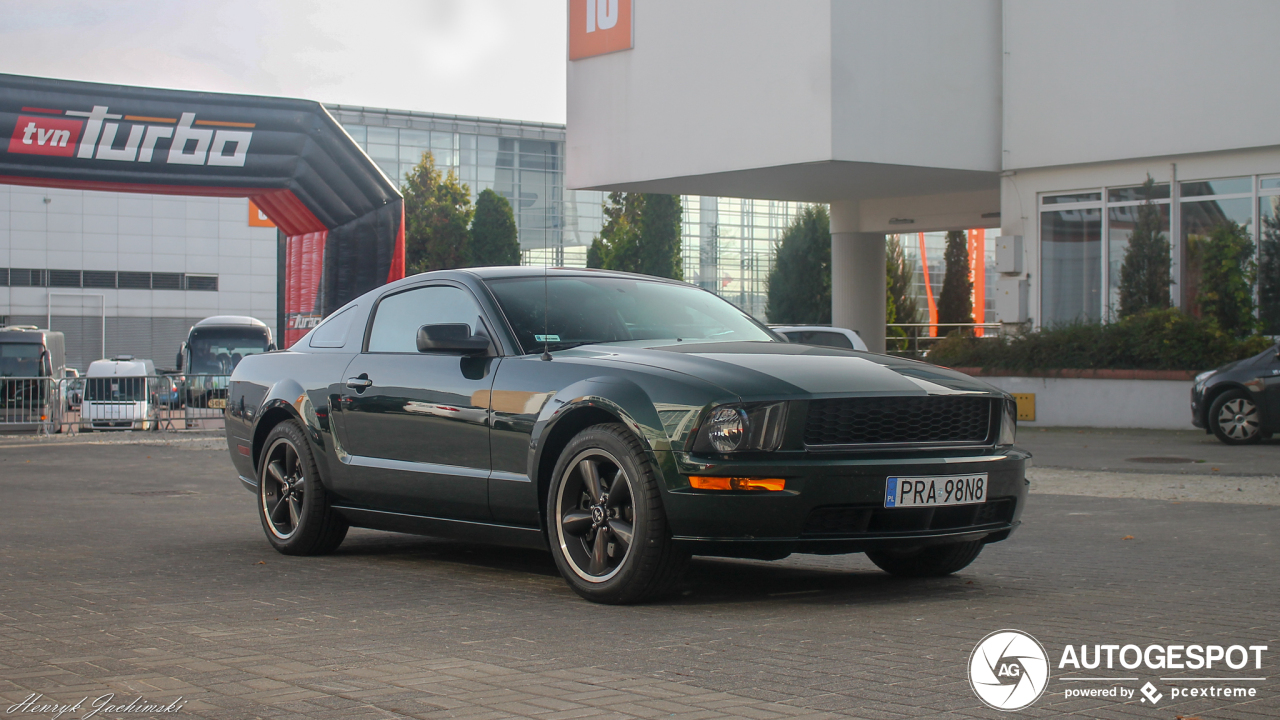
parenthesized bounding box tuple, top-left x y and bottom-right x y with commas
(84, 356, 156, 430)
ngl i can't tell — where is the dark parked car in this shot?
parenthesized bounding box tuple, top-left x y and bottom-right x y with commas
(1191, 342, 1280, 444)
(225, 268, 1028, 604)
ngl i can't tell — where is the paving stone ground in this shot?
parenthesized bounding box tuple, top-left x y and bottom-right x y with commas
(0, 439, 1276, 719)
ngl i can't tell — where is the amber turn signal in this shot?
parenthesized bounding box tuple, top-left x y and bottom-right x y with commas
(688, 476, 786, 492)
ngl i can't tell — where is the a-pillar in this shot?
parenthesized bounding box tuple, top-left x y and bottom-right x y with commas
(830, 200, 886, 353)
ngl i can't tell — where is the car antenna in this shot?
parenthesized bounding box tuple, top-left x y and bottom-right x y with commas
(540, 150, 552, 362)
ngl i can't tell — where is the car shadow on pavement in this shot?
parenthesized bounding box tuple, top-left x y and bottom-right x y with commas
(666, 556, 1012, 607)
(328, 530, 1017, 607)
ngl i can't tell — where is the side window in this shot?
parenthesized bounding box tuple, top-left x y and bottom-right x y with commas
(308, 306, 357, 348)
(367, 285, 484, 353)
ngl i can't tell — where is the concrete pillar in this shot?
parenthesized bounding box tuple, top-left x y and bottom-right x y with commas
(830, 200, 886, 353)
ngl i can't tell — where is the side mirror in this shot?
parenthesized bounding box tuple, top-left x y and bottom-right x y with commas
(267, 343, 276, 352)
(417, 324, 491, 355)
(175, 344, 184, 371)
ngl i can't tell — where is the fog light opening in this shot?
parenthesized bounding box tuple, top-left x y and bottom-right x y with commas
(688, 476, 786, 492)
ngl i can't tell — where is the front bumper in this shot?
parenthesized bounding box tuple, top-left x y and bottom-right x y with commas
(660, 448, 1029, 559)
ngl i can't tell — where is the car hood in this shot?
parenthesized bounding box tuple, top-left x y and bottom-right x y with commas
(566, 341, 1002, 400)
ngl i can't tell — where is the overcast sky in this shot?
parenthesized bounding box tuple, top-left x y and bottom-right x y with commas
(0, 0, 568, 123)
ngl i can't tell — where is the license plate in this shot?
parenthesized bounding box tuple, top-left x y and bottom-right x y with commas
(208, 398, 227, 409)
(885, 474, 986, 508)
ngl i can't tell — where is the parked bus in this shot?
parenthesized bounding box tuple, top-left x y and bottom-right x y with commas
(177, 316, 274, 409)
(0, 326, 66, 432)
(83, 357, 157, 431)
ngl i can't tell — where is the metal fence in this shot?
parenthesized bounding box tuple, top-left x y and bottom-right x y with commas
(0, 374, 229, 434)
(886, 323, 1005, 358)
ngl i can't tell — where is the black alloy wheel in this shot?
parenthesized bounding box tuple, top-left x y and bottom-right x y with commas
(548, 424, 687, 604)
(558, 448, 635, 581)
(257, 420, 349, 555)
(1209, 390, 1263, 445)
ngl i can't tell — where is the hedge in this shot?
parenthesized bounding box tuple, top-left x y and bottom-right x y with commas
(927, 309, 1275, 372)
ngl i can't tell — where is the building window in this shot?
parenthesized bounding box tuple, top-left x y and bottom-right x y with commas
(184, 274, 218, 291)
(1041, 202, 1103, 325)
(118, 272, 152, 289)
(1040, 175, 1279, 328)
(150, 273, 183, 290)
(82, 271, 117, 289)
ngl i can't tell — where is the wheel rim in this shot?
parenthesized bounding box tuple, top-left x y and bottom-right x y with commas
(555, 448, 636, 583)
(1217, 397, 1260, 440)
(261, 437, 306, 539)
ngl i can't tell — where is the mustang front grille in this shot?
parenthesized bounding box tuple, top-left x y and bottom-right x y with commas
(803, 396, 994, 448)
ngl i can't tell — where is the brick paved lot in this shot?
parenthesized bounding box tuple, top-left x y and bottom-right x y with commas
(0, 440, 1276, 719)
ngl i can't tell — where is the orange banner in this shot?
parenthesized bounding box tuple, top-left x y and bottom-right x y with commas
(919, 233, 938, 337)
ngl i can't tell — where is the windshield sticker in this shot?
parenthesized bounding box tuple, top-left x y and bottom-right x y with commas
(534, 334, 560, 342)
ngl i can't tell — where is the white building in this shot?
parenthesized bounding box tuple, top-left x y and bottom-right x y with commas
(566, 0, 1280, 351)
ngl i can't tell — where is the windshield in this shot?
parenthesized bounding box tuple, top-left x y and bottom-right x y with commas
(0, 343, 44, 377)
(85, 376, 147, 402)
(188, 327, 269, 375)
(485, 276, 776, 353)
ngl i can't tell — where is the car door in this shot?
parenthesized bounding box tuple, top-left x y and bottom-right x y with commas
(335, 282, 498, 521)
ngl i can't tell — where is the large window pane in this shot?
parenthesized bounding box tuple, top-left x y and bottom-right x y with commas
(1259, 197, 1280, 333)
(366, 126, 397, 144)
(1107, 203, 1170, 317)
(342, 124, 367, 143)
(366, 143, 397, 161)
(1043, 192, 1101, 205)
(400, 129, 431, 146)
(1180, 197, 1253, 310)
(1180, 177, 1251, 197)
(1042, 208, 1102, 325)
(1108, 184, 1170, 203)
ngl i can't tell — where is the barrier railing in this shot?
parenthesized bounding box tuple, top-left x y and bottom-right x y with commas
(0, 374, 230, 434)
(886, 323, 1004, 358)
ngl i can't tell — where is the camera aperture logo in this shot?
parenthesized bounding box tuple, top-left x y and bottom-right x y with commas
(969, 630, 1051, 711)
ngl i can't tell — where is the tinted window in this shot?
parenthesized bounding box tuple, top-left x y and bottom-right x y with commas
(188, 328, 270, 375)
(309, 306, 357, 349)
(785, 331, 854, 349)
(0, 343, 43, 377)
(368, 285, 484, 353)
(486, 276, 774, 353)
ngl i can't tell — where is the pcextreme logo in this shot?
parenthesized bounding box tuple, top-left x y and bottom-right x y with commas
(568, 0, 633, 60)
(7, 105, 254, 167)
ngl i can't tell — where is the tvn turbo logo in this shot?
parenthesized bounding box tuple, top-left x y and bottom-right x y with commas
(8, 105, 253, 167)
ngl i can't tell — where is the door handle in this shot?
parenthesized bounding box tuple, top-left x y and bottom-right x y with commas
(346, 377, 372, 390)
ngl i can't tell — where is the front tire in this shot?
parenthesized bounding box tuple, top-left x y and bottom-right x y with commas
(1209, 390, 1262, 445)
(258, 420, 349, 555)
(547, 424, 687, 604)
(867, 540, 984, 577)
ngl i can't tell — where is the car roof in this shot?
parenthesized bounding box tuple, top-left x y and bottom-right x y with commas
(86, 358, 155, 376)
(194, 315, 268, 327)
(404, 266, 692, 285)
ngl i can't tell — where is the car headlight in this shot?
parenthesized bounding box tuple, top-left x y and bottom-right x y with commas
(693, 401, 787, 453)
(998, 398, 1017, 447)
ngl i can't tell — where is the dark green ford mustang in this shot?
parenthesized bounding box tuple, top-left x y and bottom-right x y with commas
(226, 267, 1028, 603)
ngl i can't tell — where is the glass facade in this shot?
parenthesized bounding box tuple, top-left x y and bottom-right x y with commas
(326, 105, 806, 320)
(1038, 176, 1280, 327)
(894, 231, 998, 326)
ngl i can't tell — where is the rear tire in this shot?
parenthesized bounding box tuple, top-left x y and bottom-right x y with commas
(257, 420, 348, 555)
(1209, 390, 1262, 445)
(867, 540, 984, 577)
(547, 423, 688, 604)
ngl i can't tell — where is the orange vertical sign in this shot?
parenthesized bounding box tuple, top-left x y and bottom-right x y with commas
(918, 233, 938, 337)
(248, 200, 275, 227)
(967, 229, 985, 336)
(569, 0, 633, 60)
